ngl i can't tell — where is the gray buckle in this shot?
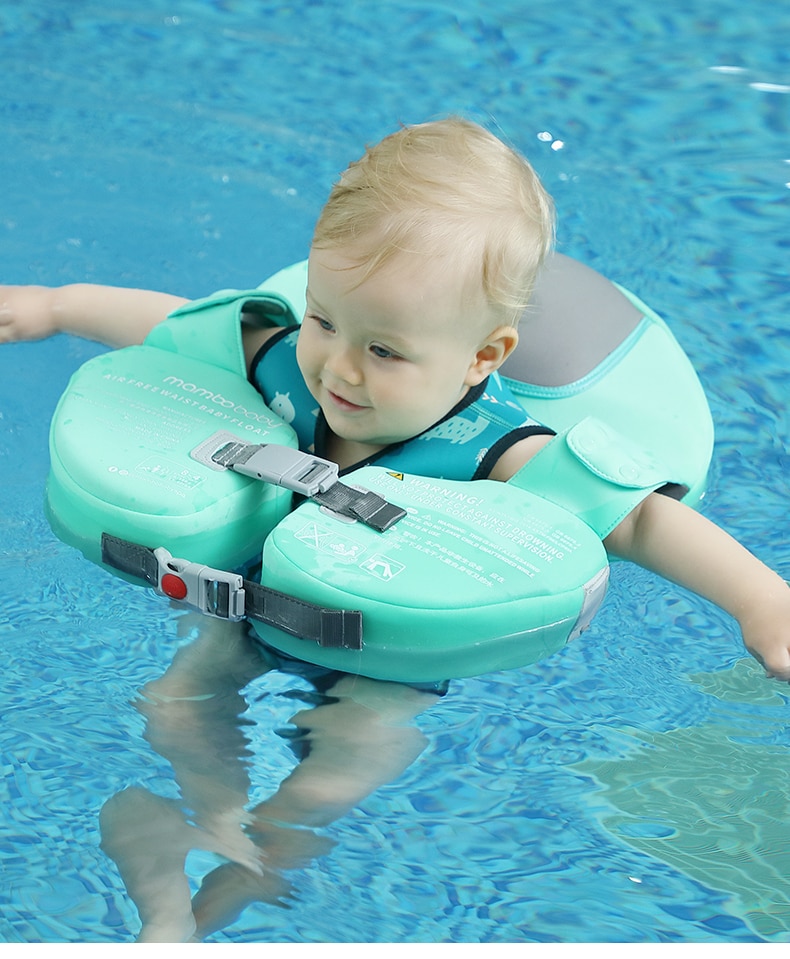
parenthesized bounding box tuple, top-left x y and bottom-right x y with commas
(211, 441, 339, 496)
(153, 547, 246, 620)
(193, 432, 406, 532)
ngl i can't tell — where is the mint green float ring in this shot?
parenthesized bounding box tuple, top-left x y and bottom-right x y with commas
(46, 255, 713, 682)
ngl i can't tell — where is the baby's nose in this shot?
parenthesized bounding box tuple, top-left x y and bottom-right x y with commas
(325, 345, 362, 384)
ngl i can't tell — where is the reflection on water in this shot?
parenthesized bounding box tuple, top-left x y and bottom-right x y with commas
(576, 659, 790, 940)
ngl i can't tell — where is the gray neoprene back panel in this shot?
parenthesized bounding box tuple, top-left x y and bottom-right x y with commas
(501, 253, 643, 387)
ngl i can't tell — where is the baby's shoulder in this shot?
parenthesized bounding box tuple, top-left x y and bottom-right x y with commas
(486, 433, 554, 482)
(241, 323, 286, 374)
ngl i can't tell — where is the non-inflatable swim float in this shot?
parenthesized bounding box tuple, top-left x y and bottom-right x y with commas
(46, 254, 714, 682)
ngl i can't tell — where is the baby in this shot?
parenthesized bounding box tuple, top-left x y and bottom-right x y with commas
(2, 117, 789, 680)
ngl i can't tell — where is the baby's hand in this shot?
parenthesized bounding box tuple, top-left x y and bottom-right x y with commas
(0, 286, 58, 343)
(738, 586, 790, 682)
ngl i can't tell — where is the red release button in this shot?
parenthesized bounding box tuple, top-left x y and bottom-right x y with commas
(161, 573, 188, 600)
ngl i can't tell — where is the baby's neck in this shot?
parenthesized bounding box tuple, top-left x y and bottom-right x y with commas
(324, 431, 386, 472)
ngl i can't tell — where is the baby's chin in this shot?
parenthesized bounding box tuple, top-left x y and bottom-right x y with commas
(325, 419, 406, 453)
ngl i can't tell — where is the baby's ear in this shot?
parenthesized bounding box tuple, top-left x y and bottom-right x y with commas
(465, 325, 519, 385)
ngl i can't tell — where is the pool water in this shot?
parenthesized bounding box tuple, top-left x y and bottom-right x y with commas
(2, 0, 789, 944)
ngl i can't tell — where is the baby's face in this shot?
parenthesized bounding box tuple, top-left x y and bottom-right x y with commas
(296, 245, 493, 453)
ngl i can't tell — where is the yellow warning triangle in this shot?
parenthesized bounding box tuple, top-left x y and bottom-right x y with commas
(387, 471, 404, 480)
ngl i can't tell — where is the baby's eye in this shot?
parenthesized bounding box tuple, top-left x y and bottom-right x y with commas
(309, 314, 334, 333)
(370, 343, 398, 360)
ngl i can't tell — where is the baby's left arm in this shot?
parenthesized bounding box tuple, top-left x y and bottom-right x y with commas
(0, 284, 188, 347)
(604, 493, 790, 680)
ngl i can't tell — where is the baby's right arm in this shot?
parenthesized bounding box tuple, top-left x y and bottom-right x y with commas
(0, 284, 189, 348)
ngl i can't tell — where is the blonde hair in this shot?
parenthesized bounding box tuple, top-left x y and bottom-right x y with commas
(312, 117, 555, 326)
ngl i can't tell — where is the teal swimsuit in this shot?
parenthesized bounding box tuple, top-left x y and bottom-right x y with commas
(250, 326, 554, 480)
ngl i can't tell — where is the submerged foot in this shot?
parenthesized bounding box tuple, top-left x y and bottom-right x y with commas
(100, 786, 198, 942)
(191, 860, 293, 940)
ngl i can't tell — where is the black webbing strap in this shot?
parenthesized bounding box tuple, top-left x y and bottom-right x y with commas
(102, 533, 160, 586)
(100, 533, 363, 650)
(311, 483, 407, 532)
(243, 581, 363, 649)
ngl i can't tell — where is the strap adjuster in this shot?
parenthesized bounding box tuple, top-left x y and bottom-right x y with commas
(153, 547, 246, 620)
(211, 441, 339, 496)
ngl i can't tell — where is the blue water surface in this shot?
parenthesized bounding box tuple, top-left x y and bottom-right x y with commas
(1, 0, 789, 944)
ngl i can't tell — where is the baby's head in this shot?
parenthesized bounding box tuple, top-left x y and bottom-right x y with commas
(312, 117, 555, 329)
(297, 119, 555, 460)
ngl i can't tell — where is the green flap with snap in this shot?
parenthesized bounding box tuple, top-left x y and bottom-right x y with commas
(507, 416, 673, 538)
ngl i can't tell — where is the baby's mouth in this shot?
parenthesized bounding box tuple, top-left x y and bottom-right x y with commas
(326, 389, 369, 413)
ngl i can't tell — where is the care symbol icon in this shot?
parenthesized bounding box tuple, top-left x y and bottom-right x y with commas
(360, 554, 405, 581)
